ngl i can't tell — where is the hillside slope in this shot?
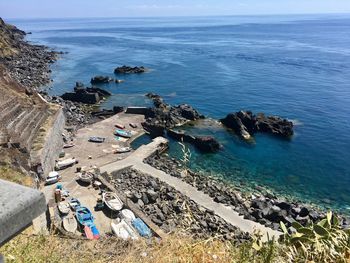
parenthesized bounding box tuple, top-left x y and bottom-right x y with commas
(0, 18, 64, 176)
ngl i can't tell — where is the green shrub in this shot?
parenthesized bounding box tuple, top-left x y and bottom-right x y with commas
(280, 211, 350, 262)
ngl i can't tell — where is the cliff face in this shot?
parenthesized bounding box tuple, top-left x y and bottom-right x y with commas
(0, 18, 26, 58)
(0, 18, 64, 177)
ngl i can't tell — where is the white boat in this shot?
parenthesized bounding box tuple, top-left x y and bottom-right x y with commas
(58, 202, 70, 215)
(62, 214, 78, 233)
(102, 192, 123, 211)
(55, 158, 77, 170)
(114, 147, 132, 154)
(111, 219, 138, 240)
(45, 171, 61, 185)
(78, 172, 94, 183)
(120, 209, 136, 222)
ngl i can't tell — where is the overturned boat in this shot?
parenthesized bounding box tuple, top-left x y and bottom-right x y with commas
(111, 219, 138, 240)
(63, 143, 75, 148)
(62, 214, 78, 233)
(55, 158, 77, 170)
(132, 218, 152, 238)
(114, 129, 132, 138)
(115, 123, 125, 129)
(102, 192, 123, 211)
(89, 136, 105, 143)
(120, 209, 136, 222)
(114, 147, 132, 154)
(45, 171, 61, 185)
(58, 202, 70, 215)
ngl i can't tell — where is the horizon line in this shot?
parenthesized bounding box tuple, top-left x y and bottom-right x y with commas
(4, 12, 350, 21)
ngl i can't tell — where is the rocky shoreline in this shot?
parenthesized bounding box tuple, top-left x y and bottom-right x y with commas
(109, 168, 250, 242)
(0, 18, 59, 92)
(144, 153, 350, 232)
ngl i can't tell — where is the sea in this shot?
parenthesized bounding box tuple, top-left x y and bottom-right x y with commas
(9, 14, 350, 213)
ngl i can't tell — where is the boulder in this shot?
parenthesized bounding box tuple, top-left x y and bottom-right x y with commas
(256, 113, 293, 138)
(220, 113, 251, 140)
(114, 65, 147, 74)
(90, 75, 114, 84)
(193, 136, 221, 153)
(167, 129, 221, 153)
(61, 92, 99, 104)
(176, 104, 204, 120)
(221, 111, 293, 139)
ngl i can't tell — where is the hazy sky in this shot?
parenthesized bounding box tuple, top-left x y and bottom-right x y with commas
(1, 0, 350, 19)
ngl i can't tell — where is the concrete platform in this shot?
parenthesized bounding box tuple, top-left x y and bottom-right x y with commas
(0, 179, 46, 245)
(41, 112, 147, 235)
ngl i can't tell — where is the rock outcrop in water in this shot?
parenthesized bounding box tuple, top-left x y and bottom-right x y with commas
(61, 82, 111, 104)
(142, 93, 204, 136)
(90, 75, 114, 84)
(221, 110, 293, 139)
(114, 65, 147, 74)
(167, 129, 221, 153)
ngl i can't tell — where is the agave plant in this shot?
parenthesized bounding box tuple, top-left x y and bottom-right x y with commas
(280, 211, 350, 262)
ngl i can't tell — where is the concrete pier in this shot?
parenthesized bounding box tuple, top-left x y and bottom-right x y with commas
(100, 137, 281, 240)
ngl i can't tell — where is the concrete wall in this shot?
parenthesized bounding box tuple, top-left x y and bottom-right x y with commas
(0, 179, 46, 245)
(31, 108, 65, 176)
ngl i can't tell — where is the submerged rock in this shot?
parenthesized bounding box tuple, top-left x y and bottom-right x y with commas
(90, 75, 114, 84)
(114, 65, 147, 74)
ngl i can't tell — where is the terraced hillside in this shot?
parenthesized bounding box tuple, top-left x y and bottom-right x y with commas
(0, 18, 65, 177)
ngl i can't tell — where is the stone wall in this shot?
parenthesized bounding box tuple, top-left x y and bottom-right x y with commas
(31, 108, 65, 177)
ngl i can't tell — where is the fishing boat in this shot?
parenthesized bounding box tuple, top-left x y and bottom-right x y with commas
(45, 171, 61, 185)
(63, 143, 75, 148)
(132, 218, 152, 238)
(114, 147, 132, 154)
(78, 172, 94, 184)
(68, 198, 81, 211)
(111, 219, 138, 240)
(114, 129, 132, 138)
(102, 192, 123, 211)
(129, 123, 137, 128)
(115, 123, 125, 129)
(58, 202, 70, 215)
(62, 214, 78, 233)
(55, 158, 77, 170)
(75, 206, 94, 226)
(88, 136, 105, 143)
(75, 206, 99, 239)
(120, 209, 136, 222)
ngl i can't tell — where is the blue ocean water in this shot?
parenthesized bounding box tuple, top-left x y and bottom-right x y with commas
(10, 15, 350, 212)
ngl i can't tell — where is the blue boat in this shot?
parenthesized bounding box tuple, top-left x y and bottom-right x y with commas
(75, 206, 100, 239)
(132, 218, 152, 238)
(75, 206, 94, 227)
(114, 129, 132, 138)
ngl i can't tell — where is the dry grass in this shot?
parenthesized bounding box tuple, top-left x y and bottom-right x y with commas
(0, 165, 32, 187)
(0, 230, 270, 263)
